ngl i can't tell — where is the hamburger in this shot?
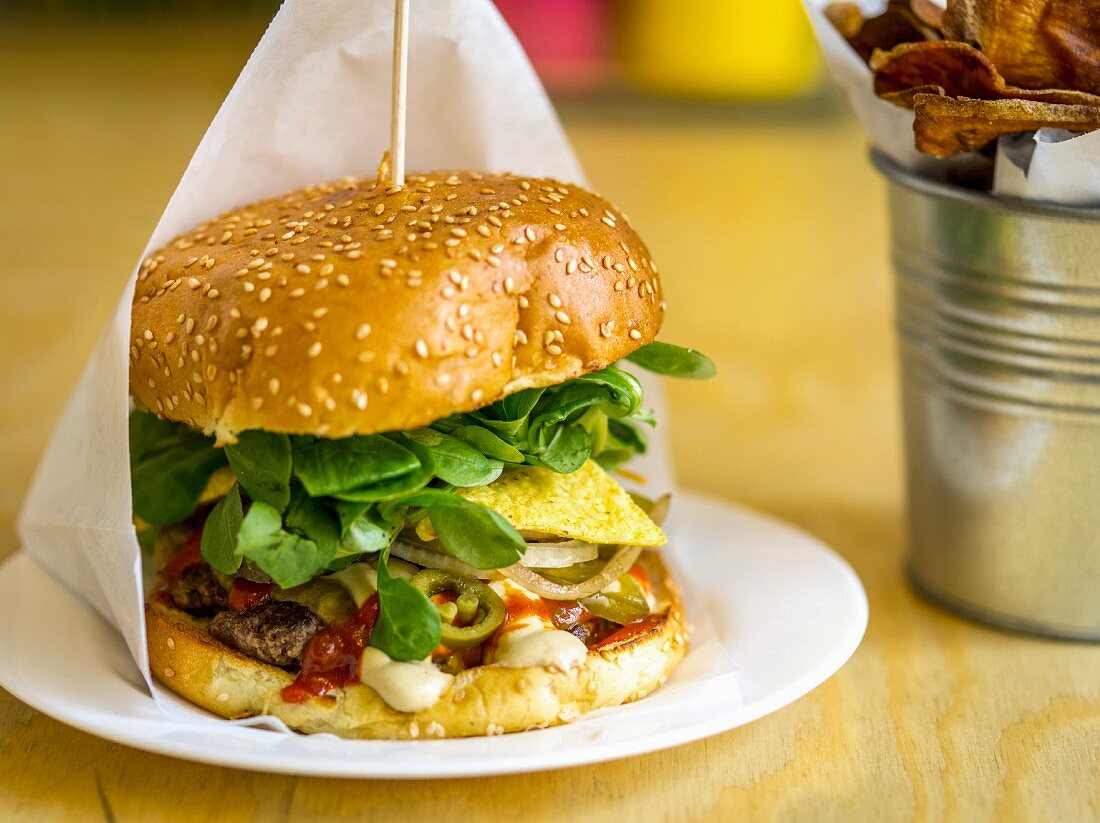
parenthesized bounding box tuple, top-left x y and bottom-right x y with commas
(130, 170, 714, 739)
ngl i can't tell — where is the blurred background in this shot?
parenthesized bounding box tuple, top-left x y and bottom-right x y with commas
(0, 0, 897, 558)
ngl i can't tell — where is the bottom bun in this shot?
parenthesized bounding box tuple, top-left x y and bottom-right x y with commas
(147, 555, 688, 739)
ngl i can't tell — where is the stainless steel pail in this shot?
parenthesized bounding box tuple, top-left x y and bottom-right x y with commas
(874, 150, 1100, 640)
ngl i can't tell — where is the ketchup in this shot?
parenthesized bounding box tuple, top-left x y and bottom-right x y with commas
(627, 563, 652, 592)
(281, 595, 380, 703)
(501, 594, 593, 634)
(161, 529, 204, 591)
(228, 579, 275, 611)
(591, 614, 664, 649)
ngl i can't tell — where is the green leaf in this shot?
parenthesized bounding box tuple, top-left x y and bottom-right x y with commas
(201, 483, 244, 575)
(625, 341, 716, 379)
(369, 551, 442, 661)
(129, 411, 227, 527)
(401, 429, 503, 487)
(574, 366, 645, 416)
(333, 501, 399, 555)
(329, 461, 432, 502)
(291, 434, 420, 497)
(136, 525, 158, 555)
(445, 425, 525, 464)
(284, 487, 341, 555)
(235, 501, 336, 588)
(389, 489, 525, 570)
(529, 424, 591, 473)
(224, 430, 292, 511)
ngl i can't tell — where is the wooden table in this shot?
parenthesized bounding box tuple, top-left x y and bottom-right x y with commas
(3, 20, 1099, 822)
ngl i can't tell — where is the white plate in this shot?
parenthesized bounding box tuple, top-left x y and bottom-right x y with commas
(0, 493, 866, 778)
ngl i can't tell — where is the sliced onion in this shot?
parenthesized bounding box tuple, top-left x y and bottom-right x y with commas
(390, 541, 492, 579)
(500, 545, 642, 601)
(518, 541, 597, 568)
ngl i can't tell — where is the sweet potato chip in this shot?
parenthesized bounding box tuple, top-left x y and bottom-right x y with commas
(871, 40, 1100, 107)
(912, 93, 1100, 156)
(942, 0, 1100, 95)
(824, 2, 865, 40)
(826, 0, 941, 61)
(415, 460, 666, 547)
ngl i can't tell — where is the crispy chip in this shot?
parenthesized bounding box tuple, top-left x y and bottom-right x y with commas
(943, 0, 1100, 95)
(910, 0, 945, 30)
(824, 2, 865, 40)
(912, 92, 1100, 156)
(871, 40, 1100, 107)
(826, 0, 942, 61)
(415, 460, 666, 547)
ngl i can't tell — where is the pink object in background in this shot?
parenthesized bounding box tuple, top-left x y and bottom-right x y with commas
(493, 0, 611, 92)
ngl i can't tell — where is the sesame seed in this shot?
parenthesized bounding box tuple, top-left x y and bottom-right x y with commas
(308, 341, 322, 358)
(415, 339, 429, 358)
(297, 402, 313, 417)
(524, 227, 537, 242)
(356, 323, 372, 340)
(546, 343, 563, 356)
(166, 637, 175, 649)
(163, 667, 175, 678)
(269, 378, 280, 395)
(295, 263, 311, 274)
(554, 249, 564, 262)
(216, 692, 229, 703)
(555, 310, 571, 325)
(472, 388, 484, 403)
(566, 260, 578, 274)
(629, 329, 643, 340)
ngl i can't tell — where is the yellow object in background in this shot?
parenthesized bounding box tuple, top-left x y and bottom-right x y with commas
(617, 0, 818, 99)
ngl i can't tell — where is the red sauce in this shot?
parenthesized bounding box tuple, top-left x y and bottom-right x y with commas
(627, 563, 652, 592)
(281, 594, 380, 703)
(161, 529, 204, 591)
(229, 579, 275, 611)
(591, 613, 664, 649)
(501, 593, 594, 634)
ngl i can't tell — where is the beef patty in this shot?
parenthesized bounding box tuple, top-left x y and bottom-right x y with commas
(209, 599, 324, 668)
(169, 565, 229, 615)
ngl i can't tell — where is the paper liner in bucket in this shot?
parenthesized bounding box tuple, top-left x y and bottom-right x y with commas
(801, 0, 1100, 204)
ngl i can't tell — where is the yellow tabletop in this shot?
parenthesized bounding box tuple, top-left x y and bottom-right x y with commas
(2, 20, 1099, 822)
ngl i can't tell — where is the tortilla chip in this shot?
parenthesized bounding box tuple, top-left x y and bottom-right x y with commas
(415, 460, 666, 547)
(942, 0, 1100, 95)
(871, 41, 1100, 107)
(912, 93, 1100, 156)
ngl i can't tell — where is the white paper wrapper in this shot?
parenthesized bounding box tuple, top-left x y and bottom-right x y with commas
(803, 0, 1100, 204)
(17, 0, 735, 730)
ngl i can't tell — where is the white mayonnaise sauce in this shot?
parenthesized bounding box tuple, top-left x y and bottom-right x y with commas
(358, 647, 454, 713)
(492, 616, 588, 671)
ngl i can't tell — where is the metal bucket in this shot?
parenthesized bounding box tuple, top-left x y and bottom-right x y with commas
(874, 150, 1100, 641)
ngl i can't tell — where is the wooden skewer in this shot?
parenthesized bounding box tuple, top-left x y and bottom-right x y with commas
(390, 0, 410, 186)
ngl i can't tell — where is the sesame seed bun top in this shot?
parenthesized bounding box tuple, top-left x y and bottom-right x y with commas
(129, 171, 664, 440)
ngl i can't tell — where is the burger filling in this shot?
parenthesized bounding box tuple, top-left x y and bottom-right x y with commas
(134, 341, 712, 712)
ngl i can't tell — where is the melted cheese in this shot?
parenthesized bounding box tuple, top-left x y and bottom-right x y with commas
(358, 648, 454, 713)
(492, 617, 588, 671)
